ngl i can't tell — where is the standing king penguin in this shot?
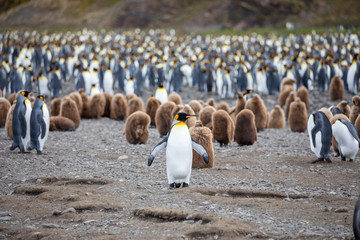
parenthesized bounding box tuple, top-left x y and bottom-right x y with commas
(28, 95, 50, 154)
(10, 91, 32, 153)
(332, 119, 360, 161)
(307, 111, 332, 163)
(354, 195, 360, 240)
(155, 83, 168, 104)
(148, 112, 209, 188)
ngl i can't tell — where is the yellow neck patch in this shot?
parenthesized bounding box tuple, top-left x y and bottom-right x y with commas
(175, 121, 186, 126)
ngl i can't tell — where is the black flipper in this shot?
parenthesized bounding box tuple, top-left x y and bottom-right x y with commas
(191, 137, 209, 164)
(39, 113, 46, 139)
(19, 109, 27, 139)
(353, 196, 360, 239)
(148, 135, 168, 166)
(339, 119, 360, 143)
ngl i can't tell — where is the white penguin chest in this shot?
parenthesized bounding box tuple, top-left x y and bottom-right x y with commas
(332, 121, 359, 158)
(307, 117, 322, 158)
(155, 88, 168, 104)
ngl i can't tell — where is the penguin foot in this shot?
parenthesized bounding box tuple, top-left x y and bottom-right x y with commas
(183, 183, 189, 188)
(175, 183, 181, 188)
(325, 158, 332, 163)
(9, 145, 17, 151)
(350, 159, 354, 162)
(169, 183, 175, 189)
(341, 156, 346, 161)
(36, 150, 42, 155)
(311, 158, 323, 163)
(334, 153, 340, 157)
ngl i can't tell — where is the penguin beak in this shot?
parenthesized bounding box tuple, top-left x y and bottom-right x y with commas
(186, 115, 198, 118)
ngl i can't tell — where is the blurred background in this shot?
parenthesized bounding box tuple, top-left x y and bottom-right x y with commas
(0, 0, 359, 32)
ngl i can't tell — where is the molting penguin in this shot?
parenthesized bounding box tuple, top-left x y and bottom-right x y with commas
(234, 92, 246, 117)
(332, 118, 360, 161)
(110, 93, 128, 121)
(148, 112, 209, 188)
(154, 83, 168, 104)
(268, 105, 285, 129)
(28, 95, 49, 154)
(124, 111, 151, 144)
(155, 101, 176, 137)
(10, 91, 32, 152)
(189, 120, 214, 168)
(288, 98, 308, 132)
(146, 96, 162, 127)
(307, 111, 332, 163)
(212, 109, 234, 146)
(234, 109, 257, 145)
(337, 100, 350, 118)
(244, 94, 268, 132)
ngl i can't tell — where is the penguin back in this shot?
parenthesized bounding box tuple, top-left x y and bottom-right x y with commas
(234, 109, 257, 145)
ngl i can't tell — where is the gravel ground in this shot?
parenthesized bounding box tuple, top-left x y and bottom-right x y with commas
(0, 84, 358, 240)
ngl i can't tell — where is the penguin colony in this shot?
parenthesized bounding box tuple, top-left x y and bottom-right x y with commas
(1, 30, 360, 193)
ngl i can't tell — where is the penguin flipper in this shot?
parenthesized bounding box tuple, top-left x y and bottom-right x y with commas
(148, 136, 168, 166)
(311, 125, 319, 148)
(19, 111, 27, 139)
(38, 113, 46, 139)
(191, 138, 209, 164)
(339, 119, 360, 143)
(354, 196, 360, 239)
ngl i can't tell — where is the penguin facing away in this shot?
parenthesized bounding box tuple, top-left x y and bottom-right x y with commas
(332, 119, 360, 161)
(10, 90, 32, 152)
(307, 111, 332, 163)
(148, 112, 209, 189)
(354, 196, 360, 240)
(28, 95, 50, 154)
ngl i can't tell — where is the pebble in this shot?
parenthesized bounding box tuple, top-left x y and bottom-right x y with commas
(117, 155, 129, 160)
(42, 223, 60, 228)
(62, 207, 76, 214)
(334, 207, 349, 213)
(200, 200, 212, 206)
(0, 216, 11, 221)
(0, 211, 12, 217)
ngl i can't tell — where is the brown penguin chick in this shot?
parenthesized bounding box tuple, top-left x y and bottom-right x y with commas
(145, 96, 161, 127)
(244, 94, 268, 132)
(280, 78, 296, 92)
(0, 89, 2, 97)
(5, 101, 15, 139)
(183, 104, 197, 128)
(284, 91, 296, 120)
(171, 105, 185, 119)
(319, 107, 333, 121)
(297, 86, 309, 109)
(354, 115, 360, 139)
(278, 85, 294, 107)
(0, 97, 11, 127)
(234, 92, 246, 117)
(288, 97, 308, 132)
(69, 92, 83, 116)
(102, 92, 112, 118)
(155, 101, 176, 137)
(199, 106, 216, 129)
(188, 100, 202, 115)
(199, 100, 205, 107)
(268, 105, 285, 129)
(127, 96, 144, 116)
(110, 93, 128, 121)
(330, 114, 350, 156)
(49, 116, 76, 131)
(350, 95, 360, 124)
(7, 92, 18, 105)
(126, 93, 137, 102)
(79, 91, 91, 118)
(124, 111, 151, 144)
(29, 96, 36, 108)
(217, 102, 230, 113)
(89, 93, 106, 119)
(168, 92, 182, 105)
(337, 100, 350, 118)
(60, 97, 81, 128)
(189, 121, 214, 168)
(206, 98, 216, 108)
(234, 109, 257, 145)
(212, 109, 234, 146)
(49, 98, 61, 116)
(329, 76, 344, 100)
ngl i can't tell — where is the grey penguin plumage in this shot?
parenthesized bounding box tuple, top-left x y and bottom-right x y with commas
(354, 196, 360, 240)
(10, 91, 32, 152)
(28, 95, 50, 154)
(332, 119, 360, 161)
(148, 112, 209, 189)
(307, 111, 332, 163)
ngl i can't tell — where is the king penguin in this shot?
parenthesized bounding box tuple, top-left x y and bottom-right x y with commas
(148, 112, 209, 188)
(307, 111, 332, 163)
(155, 82, 168, 104)
(332, 119, 360, 161)
(354, 195, 360, 240)
(10, 90, 32, 152)
(28, 95, 50, 154)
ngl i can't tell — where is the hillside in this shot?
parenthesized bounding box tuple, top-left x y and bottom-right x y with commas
(0, 0, 359, 31)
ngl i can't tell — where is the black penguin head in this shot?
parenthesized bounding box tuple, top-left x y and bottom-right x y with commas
(20, 91, 32, 98)
(158, 83, 164, 88)
(38, 95, 46, 101)
(175, 113, 198, 122)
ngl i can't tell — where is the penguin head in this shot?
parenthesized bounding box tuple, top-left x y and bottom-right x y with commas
(158, 83, 164, 88)
(174, 112, 198, 122)
(20, 91, 32, 98)
(38, 95, 46, 101)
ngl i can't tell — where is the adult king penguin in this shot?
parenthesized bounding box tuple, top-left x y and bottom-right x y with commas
(155, 82, 168, 104)
(332, 119, 360, 161)
(148, 112, 209, 189)
(28, 95, 50, 154)
(307, 111, 332, 163)
(10, 91, 32, 153)
(354, 195, 360, 240)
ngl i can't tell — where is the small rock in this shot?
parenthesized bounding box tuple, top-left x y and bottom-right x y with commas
(245, 203, 254, 208)
(42, 223, 60, 228)
(242, 165, 250, 169)
(0, 211, 12, 217)
(62, 208, 76, 214)
(200, 200, 212, 206)
(0, 233, 6, 239)
(186, 214, 193, 220)
(0, 216, 11, 221)
(334, 207, 349, 213)
(184, 199, 193, 204)
(84, 220, 96, 224)
(117, 155, 128, 160)
(324, 207, 332, 212)
(51, 210, 62, 216)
